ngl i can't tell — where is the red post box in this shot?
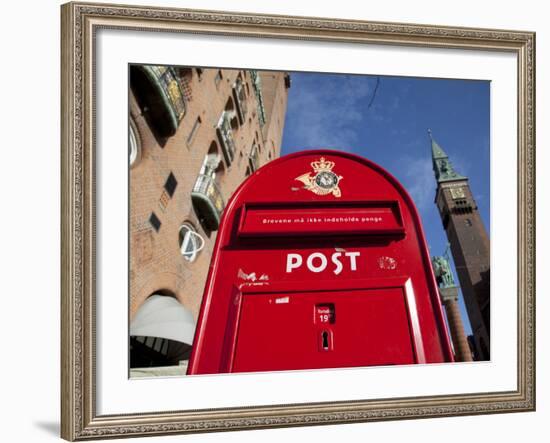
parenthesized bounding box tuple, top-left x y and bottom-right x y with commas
(187, 150, 454, 375)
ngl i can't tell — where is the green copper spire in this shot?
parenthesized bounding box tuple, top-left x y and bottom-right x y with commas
(428, 129, 466, 183)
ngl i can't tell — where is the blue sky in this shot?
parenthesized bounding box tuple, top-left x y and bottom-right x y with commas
(281, 72, 490, 335)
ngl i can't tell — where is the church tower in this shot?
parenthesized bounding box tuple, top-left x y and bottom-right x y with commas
(430, 130, 490, 360)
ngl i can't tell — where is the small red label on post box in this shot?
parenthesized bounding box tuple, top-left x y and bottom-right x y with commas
(315, 304, 335, 324)
(187, 149, 454, 375)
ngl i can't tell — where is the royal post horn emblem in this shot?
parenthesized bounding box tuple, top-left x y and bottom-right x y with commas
(295, 157, 343, 197)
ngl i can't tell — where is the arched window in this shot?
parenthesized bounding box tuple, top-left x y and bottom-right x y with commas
(178, 222, 204, 262)
(201, 142, 224, 178)
(129, 117, 141, 167)
(224, 98, 239, 130)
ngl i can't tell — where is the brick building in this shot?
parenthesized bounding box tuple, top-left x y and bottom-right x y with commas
(430, 130, 490, 361)
(128, 66, 290, 373)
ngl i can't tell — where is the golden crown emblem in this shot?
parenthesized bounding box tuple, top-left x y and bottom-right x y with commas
(294, 156, 343, 198)
(311, 157, 335, 173)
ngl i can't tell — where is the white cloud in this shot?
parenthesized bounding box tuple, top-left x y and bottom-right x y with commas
(398, 154, 435, 211)
(285, 75, 373, 150)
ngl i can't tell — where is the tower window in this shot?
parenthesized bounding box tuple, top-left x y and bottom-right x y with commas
(465, 218, 473, 226)
(149, 212, 161, 232)
(442, 211, 450, 230)
(164, 172, 178, 198)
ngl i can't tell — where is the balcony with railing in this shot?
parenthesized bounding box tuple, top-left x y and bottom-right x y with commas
(191, 174, 225, 231)
(131, 65, 186, 137)
(249, 70, 266, 127)
(233, 76, 248, 124)
(216, 111, 237, 165)
(248, 143, 260, 173)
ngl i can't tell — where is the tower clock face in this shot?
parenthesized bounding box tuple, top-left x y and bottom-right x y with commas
(450, 187, 465, 200)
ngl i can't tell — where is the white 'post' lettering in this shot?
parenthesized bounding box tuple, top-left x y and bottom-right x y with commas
(286, 251, 361, 274)
(346, 252, 360, 271)
(307, 253, 328, 273)
(286, 253, 302, 273)
(331, 252, 343, 275)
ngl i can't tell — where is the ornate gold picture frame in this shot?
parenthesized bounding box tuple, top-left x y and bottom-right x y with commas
(61, 1, 535, 440)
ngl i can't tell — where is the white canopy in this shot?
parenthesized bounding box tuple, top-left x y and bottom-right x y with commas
(130, 294, 196, 345)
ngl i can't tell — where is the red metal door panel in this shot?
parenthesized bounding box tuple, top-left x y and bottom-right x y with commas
(232, 288, 416, 373)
